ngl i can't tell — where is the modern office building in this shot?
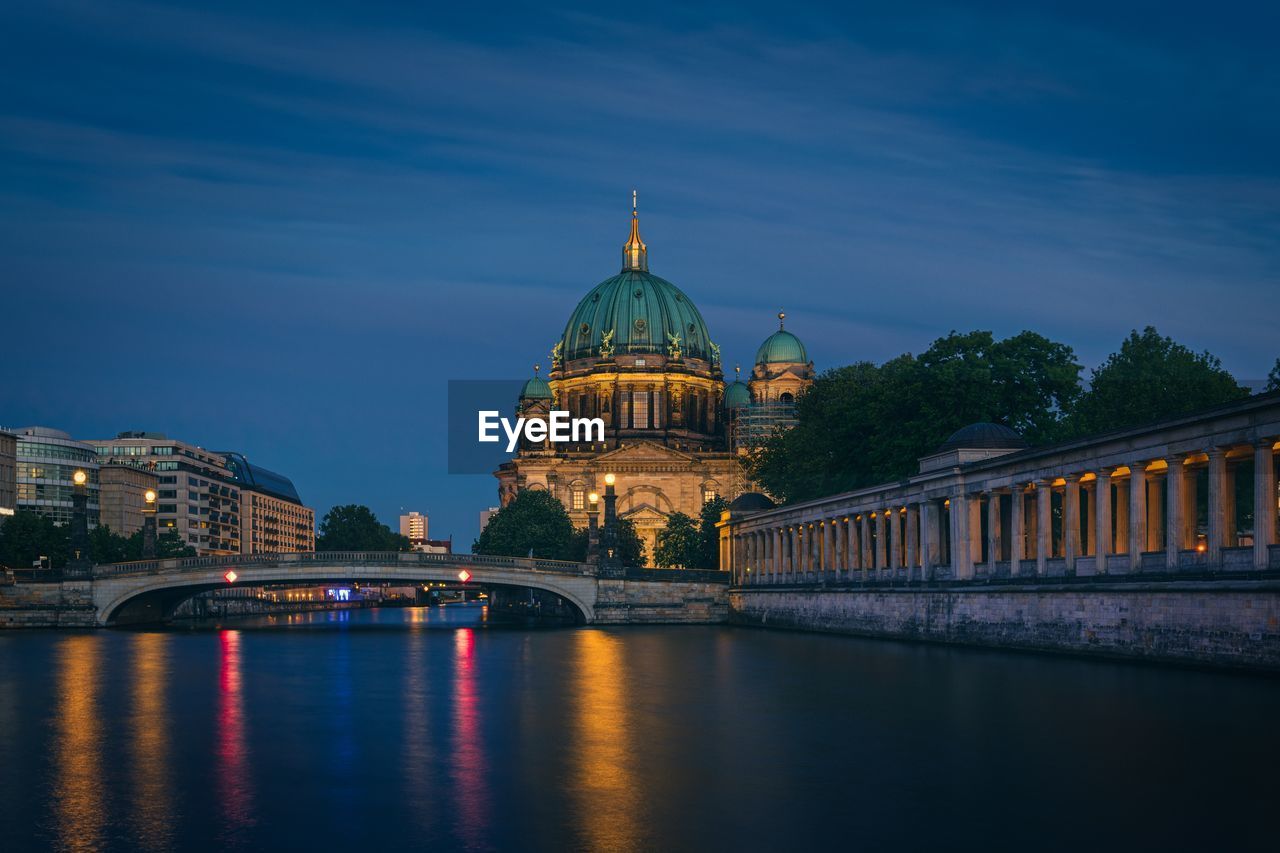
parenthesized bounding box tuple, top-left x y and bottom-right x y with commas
(98, 462, 161, 537)
(15, 427, 100, 527)
(88, 432, 241, 555)
(219, 451, 315, 553)
(0, 429, 16, 522)
(400, 511, 428, 545)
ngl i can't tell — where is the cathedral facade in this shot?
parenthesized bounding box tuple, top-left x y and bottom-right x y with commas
(495, 201, 814, 560)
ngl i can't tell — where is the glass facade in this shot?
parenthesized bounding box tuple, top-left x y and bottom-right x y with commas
(15, 428, 99, 527)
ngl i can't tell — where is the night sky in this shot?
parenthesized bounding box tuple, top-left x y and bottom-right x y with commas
(2, 1, 1277, 547)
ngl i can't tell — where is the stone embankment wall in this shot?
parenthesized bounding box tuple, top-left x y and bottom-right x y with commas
(730, 581, 1280, 670)
(0, 581, 98, 628)
(594, 570, 730, 624)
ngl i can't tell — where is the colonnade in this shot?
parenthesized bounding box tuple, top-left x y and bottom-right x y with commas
(727, 437, 1279, 585)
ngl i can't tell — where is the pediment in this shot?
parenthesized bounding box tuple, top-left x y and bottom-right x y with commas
(593, 440, 698, 464)
(620, 503, 670, 524)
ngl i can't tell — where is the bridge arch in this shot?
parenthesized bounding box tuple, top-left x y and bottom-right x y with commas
(92, 555, 599, 626)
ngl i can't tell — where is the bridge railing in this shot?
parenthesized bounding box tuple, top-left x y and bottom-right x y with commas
(91, 550, 595, 579)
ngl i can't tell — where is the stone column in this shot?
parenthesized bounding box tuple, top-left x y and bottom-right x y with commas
(1129, 463, 1147, 569)
(1064, 475, 1081, 571)
(1166, 457, 1186, 570)
(1010, 486, 1024, 577)
(1206, 448, 1227, 566)
(1146, 473, 1164, 553)
(874, 511, 887, 576)
(824, 519, 835, 574)
(1036, 481, 1051, 576)
(1224, 459, 1238, 549)
(887, 509, 900, 573)
(920, 502, 935, 580)
(906, 504, 920, 578)
(1256, 441, 1277, 570)
(1114, 479, 1129, 553)
(952, 493, 973, 580)
(860, 514, 872, 580)
(1095, 469, 1112, 574)
(987, 492, 1002, 575)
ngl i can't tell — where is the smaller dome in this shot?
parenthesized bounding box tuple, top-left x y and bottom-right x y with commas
(724, 381, 751, 408)
(939, 422, 1027, 451)
(729, 492, 776, 512)
(756, 312, 808, 365)
(519, 373, 552, 400)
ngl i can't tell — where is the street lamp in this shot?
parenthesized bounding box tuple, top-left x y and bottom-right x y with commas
(67, 469, 90, 578)
(586, 492, 601, 564)
(142, 487, 158, 559)
(600, 473, 622, 577)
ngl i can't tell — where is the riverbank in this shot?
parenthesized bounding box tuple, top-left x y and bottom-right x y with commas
(729, 579, 1280, 671)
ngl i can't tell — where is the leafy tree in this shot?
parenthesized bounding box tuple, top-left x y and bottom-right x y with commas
(473, 490, 579, 561)
(0, 511, 69, 570)
(697, 496, 730, 570)
(1267, 358, 1280, 392)
(1068, 327, 1248, 437)
(750, 330, 1082, 503)
(89, 524, 131, 563)
(653, 512, 701, 568)
(316, 504, 411, 551)
(612, 518, 646, 567)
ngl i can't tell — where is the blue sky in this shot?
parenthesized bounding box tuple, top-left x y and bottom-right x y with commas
(2, 0, 1277, 547)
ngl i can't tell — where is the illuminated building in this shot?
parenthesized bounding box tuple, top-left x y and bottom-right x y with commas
(98, 462, 161, 536)
(15, 426, 100, 527)
(219, 452, 315, 553)
(0, 429, 15, 521)
(496, 199, 814, 558)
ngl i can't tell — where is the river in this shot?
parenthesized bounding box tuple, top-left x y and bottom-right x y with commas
(0, 604, 1277, 851)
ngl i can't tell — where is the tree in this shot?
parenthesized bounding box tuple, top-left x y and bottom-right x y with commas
(1267, 358, 1280, 392)
(0, 511, 69, 569)
(316, 504, 410, 551)
(750, 330, 1082, 503)
(653, 512, 701, 568)
(1068, 327, 1249, 437)
(697, 496, 730, 570)
(612, 518, 646, 567)
(89, 524, 131, 563)
(473, 490, 579, 561)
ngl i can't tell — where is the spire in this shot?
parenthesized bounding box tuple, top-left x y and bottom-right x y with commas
(735, 364, 741, 378)
(622, 189, 648, 272)
(777, 309, 786, 329)
(534, 363, 541, 376)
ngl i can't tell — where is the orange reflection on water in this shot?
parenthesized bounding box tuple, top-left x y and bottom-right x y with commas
(130, 632, 173, 852)
(218, 630, 254, 839)
(573, 630, 640, 851)
(451, 628, 487, 847)
(403, 627, 433, 833)
(52, 635, 104, 853)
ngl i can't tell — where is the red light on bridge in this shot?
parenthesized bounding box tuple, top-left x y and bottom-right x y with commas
(224, 570, 238, 584)
(457, 569, 472, 583)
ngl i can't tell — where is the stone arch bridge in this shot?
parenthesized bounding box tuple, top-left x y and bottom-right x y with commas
(87, 551, 728, 627)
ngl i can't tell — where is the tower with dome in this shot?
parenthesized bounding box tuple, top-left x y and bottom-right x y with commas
(495, 197, 814, 560)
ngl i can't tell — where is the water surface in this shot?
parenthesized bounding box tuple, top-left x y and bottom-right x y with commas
(0, 604, 1277, 851)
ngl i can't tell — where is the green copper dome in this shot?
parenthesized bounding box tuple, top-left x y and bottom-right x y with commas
(724, 381, 751, 408)
(561, 270, 714, 363)
(756, 329, 808, 365)
(520, 373, 552, 400)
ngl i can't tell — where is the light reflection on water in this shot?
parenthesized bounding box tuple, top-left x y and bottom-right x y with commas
(5, 606, 1279, 852)
(52, 635, 104, 853)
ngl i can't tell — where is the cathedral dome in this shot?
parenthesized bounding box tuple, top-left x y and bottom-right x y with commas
(519, 371, 552, 400)
(755, 329, 807, 365)
(724, 380, 751, 408)
(559, 202, 714, 365)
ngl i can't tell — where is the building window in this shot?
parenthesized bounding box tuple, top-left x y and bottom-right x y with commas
(635, 358, 646, 367)
(703, 489, 718, 504)
(572, 490, 585, 511)
(632, 393, 649, 429)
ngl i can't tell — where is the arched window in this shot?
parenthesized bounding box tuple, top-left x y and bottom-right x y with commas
(779, 392, 794, 404)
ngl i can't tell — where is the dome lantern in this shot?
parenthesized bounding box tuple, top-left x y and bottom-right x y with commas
(622, 189, 647, 272)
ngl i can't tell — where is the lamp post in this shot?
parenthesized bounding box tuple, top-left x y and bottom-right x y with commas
(587, 491, 600, 566)
(142, 488, 158, 559)
(67, 469, 91, 578)
(600, 473, 623, 577)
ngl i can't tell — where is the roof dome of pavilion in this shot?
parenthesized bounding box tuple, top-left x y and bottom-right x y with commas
(559, 198, 715, 365)
(729, 492, 776, 512)
(938, 422, 1028, 451)
(519, 368, 552, 400)
(755, 312, 808, 365)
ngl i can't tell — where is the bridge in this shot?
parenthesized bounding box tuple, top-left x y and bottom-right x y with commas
(85, 551, 729, 626)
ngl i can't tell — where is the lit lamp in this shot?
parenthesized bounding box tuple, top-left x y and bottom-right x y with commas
(600, 473, 622, 576)
(67, 469, 91, 578)
(586, 491, 601, 564)
(142, 487, 158, 559)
